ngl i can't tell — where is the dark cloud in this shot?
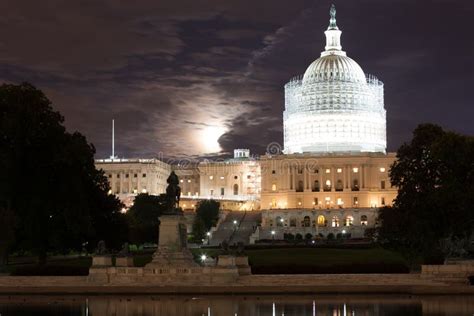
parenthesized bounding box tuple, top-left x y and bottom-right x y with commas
(0, 0, 472, 159)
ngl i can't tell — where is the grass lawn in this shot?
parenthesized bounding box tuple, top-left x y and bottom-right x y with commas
(243, 247, 409, 274)
(5, 247, 409, 275)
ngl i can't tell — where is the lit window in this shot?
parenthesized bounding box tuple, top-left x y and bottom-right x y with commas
(345, 216, 354, 226)
(272, 184, 277, 191)
(180, 179, 184, 183)
(209, 175, 214, 180)
(187, 192, 191, 196)
(353, 167, 359, 173)
(337, 168, 342, 173)
(332, 216, 340, 227)
(380, 167, 386, 172)
(337, 198, 343, 205)
(325, 180, 331, 186)
(187, 179, 191, 183)
(325, 197, 330, 201)
(361, 215, 368, 226)
(141, 189, 147, 193)
(325, 169, 330, 173)
(220, 176, 224, 180)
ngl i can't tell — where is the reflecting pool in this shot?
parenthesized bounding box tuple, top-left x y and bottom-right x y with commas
(0, 295, 473, 315)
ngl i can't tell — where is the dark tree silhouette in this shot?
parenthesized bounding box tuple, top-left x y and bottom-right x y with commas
(377, 124, 474, 264)
(0, 83, 126, 264)
(126, 193, 167, 244)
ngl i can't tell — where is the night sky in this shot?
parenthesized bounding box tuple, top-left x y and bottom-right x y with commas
(1, 0, 473, 159)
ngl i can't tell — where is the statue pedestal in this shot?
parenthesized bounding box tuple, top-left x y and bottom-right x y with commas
(146, 214, 197, 268)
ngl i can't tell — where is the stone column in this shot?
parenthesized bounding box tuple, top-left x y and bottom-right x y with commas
(331, 167, 335, 192)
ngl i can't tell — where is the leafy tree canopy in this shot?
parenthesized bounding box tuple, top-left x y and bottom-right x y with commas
(195, 199, 220, 231)
(0, 83, 125, 263)
(377, 124, 474, 263)
(126, 193, 167, 244)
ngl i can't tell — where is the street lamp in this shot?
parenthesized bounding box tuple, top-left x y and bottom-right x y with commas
(201, 254, 207, 262)
(206, 232, 211, 245)
(271, 230, 275, 241)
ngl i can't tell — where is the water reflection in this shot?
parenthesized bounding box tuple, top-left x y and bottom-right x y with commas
(0, 295, 473, 315)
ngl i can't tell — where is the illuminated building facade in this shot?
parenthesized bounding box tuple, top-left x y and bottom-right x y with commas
(95, 158, 171, 207)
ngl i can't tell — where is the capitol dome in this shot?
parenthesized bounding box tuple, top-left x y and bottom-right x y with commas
(302, 54, 366, 84)
(283, 5, 386, 154)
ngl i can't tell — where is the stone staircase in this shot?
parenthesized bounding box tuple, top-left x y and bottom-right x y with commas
(209, 211, 261, 246)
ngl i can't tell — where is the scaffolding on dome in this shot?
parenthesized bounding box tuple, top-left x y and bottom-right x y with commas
(283, 73, 386, 154)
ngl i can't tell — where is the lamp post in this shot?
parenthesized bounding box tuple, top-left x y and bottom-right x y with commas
(271, 230, 275, 242)
(206, 232, 211, 245)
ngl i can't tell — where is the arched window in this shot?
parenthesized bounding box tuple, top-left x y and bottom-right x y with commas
(290, 218, 297, 227)
(272, 183, 277, 191)
(312, 180, 320, 192)
(324, 179, 331, 192)
(336, 179, 343, 191)
(345, 216, 354, 226)
(276, 216, 283, 227)
(297, 180, 304, 192)
(332, 216, 340, 227)
(303, 216, 311, 227)
(317, 215, 326, 227)
(233, 184, 239, 195)
(360, 215, 368, 226)
(352, 179, 359, 191)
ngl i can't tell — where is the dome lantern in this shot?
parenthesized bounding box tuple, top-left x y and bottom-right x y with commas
(323, 4, 345, 57)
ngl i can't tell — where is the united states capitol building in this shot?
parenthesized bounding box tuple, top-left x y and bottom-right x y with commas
(96, 6, 397, 240)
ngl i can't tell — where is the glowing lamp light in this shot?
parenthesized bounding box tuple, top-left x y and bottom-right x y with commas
(325, 169, 330, 173)
(280, 218, 284, 223)
(271, 230, 275, 235)
(201, 254, 207, 261)
(120, 207, 127, 214)
(206, 232, 211, 236)
(233, 220, 238, 225)
(380, 167, 386, 172)
(298, 201, 302, 206)
(342, 229, 346, 234)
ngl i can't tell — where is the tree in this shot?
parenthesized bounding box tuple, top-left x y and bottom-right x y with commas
(191, 217, 206, 243)
(377, 124, 474, 264)
(127, 193, 167, 244)
(0, 203, 15, 271)
(191, 200, 220, 244)
(195, 200, 220, 231)
(0, 83, 125, 263)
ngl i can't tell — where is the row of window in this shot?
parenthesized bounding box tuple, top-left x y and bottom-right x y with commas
(272, 167, 386, 174)
(208, 175, 252, 180)
(108, 173, 147, 178)
(269, 215, 369, 227)
(272, 180, 386, 192)
(210, 184, 239, 196)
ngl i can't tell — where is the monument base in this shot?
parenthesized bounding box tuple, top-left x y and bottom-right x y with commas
(146, 214, 197, 268)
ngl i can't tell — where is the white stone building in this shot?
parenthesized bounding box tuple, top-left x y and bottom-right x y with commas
(95, 158, 171, 206)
